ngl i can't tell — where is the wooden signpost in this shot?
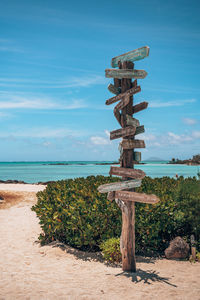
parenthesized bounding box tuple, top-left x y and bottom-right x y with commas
(98, 46, 159, 272)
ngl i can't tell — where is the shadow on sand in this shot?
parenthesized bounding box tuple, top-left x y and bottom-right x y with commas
(115, 269, 177, 287)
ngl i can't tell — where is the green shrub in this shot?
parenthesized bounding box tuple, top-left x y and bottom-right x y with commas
(100, 238, 121, 263)
(32, 175, 121, 250)
(32, 175, 200, 254)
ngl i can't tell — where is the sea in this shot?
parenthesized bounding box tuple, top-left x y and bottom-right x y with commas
(0, 161, 199, 183)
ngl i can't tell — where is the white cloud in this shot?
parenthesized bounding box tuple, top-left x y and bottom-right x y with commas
(0, 95, 87, 110)
(192, 131, 200, 139)
(149, 99, 196, 108)
(167, 132, 192, 144)
(183, 118, 197, 125)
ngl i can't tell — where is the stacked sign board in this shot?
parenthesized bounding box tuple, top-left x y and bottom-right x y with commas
(98, 46, 159, 272)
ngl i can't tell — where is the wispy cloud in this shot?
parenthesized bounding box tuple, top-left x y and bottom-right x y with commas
(0, 94, 87, 110)
(149, 99, 196, 108)
(0, 127, 85, 138)
(0, 75, 106, 89)
(183, 118, 197, 125)
(0, 39, 24, 53)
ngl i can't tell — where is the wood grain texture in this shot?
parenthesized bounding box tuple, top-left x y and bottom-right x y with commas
(132, 101, 148, 114)
(107, 83, 121, 95)
(110, 126, 136, 140)
(122, 139, 145, 150)
(115, 191, 160, 204)
(106, 85, 141, 105)
(98, 179, 142, 193)
(105, 69, 148, 79)
(110, 166, 146, 179)
(115, 198, 128, 216)
(111, 46, 150, 68)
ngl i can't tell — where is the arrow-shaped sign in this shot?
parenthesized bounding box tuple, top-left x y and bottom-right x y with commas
(115, 190, 159, 204)
(132, 102, 148, 114)
(98, 179, 142, 193)
(110, 126, 136, 140)
(108, 83, 121, 95)
(105, 69, 147, 79)
(122, 139, 145, 150)
(110, 166, 146, 179)
(111, 46, 150, 68)
(106, 85, 141, 105)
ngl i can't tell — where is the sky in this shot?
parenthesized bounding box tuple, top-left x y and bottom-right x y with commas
(0, 0, 200, 161)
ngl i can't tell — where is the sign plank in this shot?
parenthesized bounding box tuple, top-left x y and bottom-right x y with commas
(105, 69, 148, 79)
(126, 115, 140, 127)
(115, 199, 128, 216)
(132, 102, 148, 114)
(115, 95, 130, 111)
(111, 46, 150, 68)
(135, 125, 145, 136)
(108, 83, 121, 95)
(115, 191, 159, 204)
(98, 179, 142, 193)
(133, 151, 141, 162)
(106, 85, 141, 105)
(110, 126, 136, 140)
(110, 166, 146, 179)
(122, 139, 145, 150)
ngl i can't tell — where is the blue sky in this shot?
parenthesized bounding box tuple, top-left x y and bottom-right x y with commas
(0, 0, 199, 161)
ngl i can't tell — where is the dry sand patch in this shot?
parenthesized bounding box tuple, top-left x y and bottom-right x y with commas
(0, 184, 199, 299)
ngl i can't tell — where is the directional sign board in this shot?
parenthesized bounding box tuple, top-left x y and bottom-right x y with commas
(108, 83, 121, 95)
(115, 191, 159, 204)
(111, 46, 150, 68)
(133, 151, 141, 162)
(106, 85, 141, 105)
(98, 179, 142, 193)
(110, 166, 146, 179)
(126, 115, 140, 127)
(132, 102, 148, 114)
(110, 126, 136, 140)
(122, 139, 145, 150)
(105, 69, 147, 79)
(135, 125, 145, 136)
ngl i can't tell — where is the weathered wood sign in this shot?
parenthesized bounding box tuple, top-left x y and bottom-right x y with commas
(111, 46, 150, 68)
(126, 115, 140, 127)
(98, 179, 142, 193)
(121, 139, 145, 150)
(135, 125, 145, 136)
(110, 166, 146, 179)
(110, 126, 136, 140)
(108, 83, 121, 95)
(106, 85, 141, 105)
(98, 46, 160, 273)
(115, 191, 159, 204)
(133, 151, 141, 162)
(132, 101, 148, 114)
(105, 69, 148, 79)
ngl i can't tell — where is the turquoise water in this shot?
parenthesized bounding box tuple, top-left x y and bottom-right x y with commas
(0, 161, 199, 183)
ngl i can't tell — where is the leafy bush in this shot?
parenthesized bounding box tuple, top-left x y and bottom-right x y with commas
(32, 175, 200, 254)
(100, 238, 121, 263)
(32, 176, 121, 250)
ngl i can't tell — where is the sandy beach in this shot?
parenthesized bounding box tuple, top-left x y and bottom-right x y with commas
(0, 184, 199, 300)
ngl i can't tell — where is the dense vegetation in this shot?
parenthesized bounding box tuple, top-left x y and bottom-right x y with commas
(32, 175, 200, 254)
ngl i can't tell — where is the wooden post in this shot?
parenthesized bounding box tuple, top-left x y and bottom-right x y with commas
(120, 61, 136, 272)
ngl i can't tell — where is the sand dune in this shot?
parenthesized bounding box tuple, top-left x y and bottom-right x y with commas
(0, 184, 199, 299)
